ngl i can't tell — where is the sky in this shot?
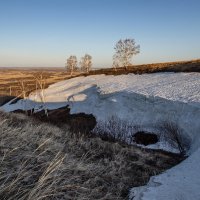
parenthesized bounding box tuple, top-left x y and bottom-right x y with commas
(0, 0, 200, 68)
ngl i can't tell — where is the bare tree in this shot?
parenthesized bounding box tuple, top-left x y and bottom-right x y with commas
(65, 55, 78, 76)
(113, 38, 140, 69)
(33, 74, 48, 116)
(112, 54, 120, 71)
(80, 54, 92, 73)
(160, 121, 191, 156)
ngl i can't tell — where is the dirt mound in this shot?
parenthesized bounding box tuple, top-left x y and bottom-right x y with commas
(14, 105, 96, 133)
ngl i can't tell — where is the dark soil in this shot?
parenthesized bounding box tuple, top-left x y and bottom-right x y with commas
(0, 95, 21, 106)
(133, 131, 159, 146)
(14, 105, 97, 133)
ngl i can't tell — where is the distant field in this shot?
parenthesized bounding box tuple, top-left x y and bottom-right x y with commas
(0, 68, 80, 105)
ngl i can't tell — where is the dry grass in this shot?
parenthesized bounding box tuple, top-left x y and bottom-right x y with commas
(0, 68, 80, 97)
(0, 111, 183, 199)
(87, 59, 200, 76)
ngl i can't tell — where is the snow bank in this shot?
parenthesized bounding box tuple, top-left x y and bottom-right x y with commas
(1, 73, 200, 152)
(129, 147, 200, 200)
(1, 72, 200, 200)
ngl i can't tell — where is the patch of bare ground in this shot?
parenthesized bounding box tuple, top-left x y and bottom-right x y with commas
(0, 111, 184, 200)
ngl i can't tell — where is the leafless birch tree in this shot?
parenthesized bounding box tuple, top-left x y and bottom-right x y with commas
(65, 55, 78, 76)
(113, 38, 140, 69)
(80, 54, 92, 73)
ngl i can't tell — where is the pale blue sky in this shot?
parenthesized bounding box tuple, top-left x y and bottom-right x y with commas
(0, 0, 200, 68)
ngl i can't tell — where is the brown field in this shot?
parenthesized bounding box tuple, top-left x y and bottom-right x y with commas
(0, 67, 81, 105)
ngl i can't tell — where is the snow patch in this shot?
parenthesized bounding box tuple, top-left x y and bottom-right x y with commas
(1, 72, 200, 200)
(129, 147, 200, 200)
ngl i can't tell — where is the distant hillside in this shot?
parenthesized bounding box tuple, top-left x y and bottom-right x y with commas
(87, 59, 200, 76)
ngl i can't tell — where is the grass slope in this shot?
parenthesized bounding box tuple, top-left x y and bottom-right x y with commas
(0, 111, 183, 200)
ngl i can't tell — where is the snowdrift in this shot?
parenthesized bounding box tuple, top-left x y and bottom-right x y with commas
(1, 72, 200, 200)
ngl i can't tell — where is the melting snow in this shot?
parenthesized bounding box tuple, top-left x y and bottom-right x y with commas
(1, 72, 200, 200)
